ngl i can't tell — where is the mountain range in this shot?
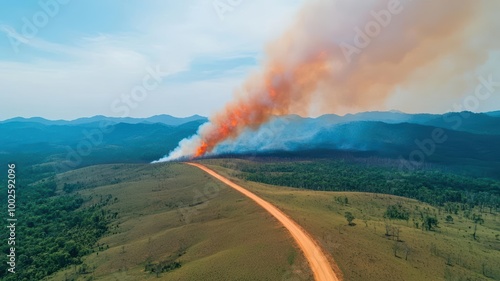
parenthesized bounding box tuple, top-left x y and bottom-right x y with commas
(0, 114, 207, 126)
(1, 111, 499, 178)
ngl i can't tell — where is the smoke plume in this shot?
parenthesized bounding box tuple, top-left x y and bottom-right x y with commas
(156, 0, 500, 161)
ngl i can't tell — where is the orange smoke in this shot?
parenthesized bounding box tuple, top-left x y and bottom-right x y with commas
(157, 0, 500, 161)
(194, 50, 330, 156)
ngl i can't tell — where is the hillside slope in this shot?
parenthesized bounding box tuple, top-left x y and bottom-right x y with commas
(205, 159, 500, 281)
(47, 163, 312, 281)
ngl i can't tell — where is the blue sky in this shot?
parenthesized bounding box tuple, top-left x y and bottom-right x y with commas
(1, 0, 499, 120)
(0, 0, 302, 120)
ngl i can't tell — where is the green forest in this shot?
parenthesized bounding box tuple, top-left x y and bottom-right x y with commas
(0, 166, 109, 281)
(223, 159, 500, 211)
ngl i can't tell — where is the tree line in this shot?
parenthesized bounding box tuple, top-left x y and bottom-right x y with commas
(231, 159, 500, 210)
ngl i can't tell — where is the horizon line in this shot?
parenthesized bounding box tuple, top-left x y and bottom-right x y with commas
(1, 109, 499, 123)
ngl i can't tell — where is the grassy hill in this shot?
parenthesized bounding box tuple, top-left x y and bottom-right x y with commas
(1, 111, 498, 280)
(35, 160, 500, 280)
(203, 159, 500, 281)
(46, 163, 311, 281)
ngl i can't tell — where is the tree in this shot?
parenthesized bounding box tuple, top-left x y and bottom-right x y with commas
(471, 214, 484, 240)
(79, 263, 89, 274)
(64, 240, 79, 258)
(384, 204, 410, 221)
(423, 216, 438, 231)
(344, 212, 355, 226)
(445, 215, 454, 224)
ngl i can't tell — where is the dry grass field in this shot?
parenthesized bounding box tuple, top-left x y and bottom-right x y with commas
(47, 163, 311, 281)
(46, 160, 500, 281)
(203, 159, 500, 281)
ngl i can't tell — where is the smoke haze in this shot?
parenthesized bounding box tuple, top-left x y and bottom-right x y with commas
(156, 0, 500, 162)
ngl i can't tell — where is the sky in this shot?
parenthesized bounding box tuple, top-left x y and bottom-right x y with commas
(0, 0, 499, 120)
(0, 0, 302, 120)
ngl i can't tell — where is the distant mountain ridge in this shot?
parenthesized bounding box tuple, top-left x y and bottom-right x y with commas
(3, 110, 499, 133)
(1, 110, 499, 178)
(0, 114, 208, 126)
(212, 111, 500, 178)
(307, 111, 500, 135)
(485, 110, 500, 117)
(215, 112, 500, 155)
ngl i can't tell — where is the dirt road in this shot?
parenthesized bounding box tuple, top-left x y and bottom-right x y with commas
(186, 162, 341, 281)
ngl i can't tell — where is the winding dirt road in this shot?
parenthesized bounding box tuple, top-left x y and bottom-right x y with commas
(186, 162, 341, 281)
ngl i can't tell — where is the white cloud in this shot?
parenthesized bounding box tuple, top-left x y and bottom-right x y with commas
(0, 0, 304, 120)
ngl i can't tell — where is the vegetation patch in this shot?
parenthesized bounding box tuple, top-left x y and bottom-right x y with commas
(222, 159, 499, 210)
(0, 169, 111, 281)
